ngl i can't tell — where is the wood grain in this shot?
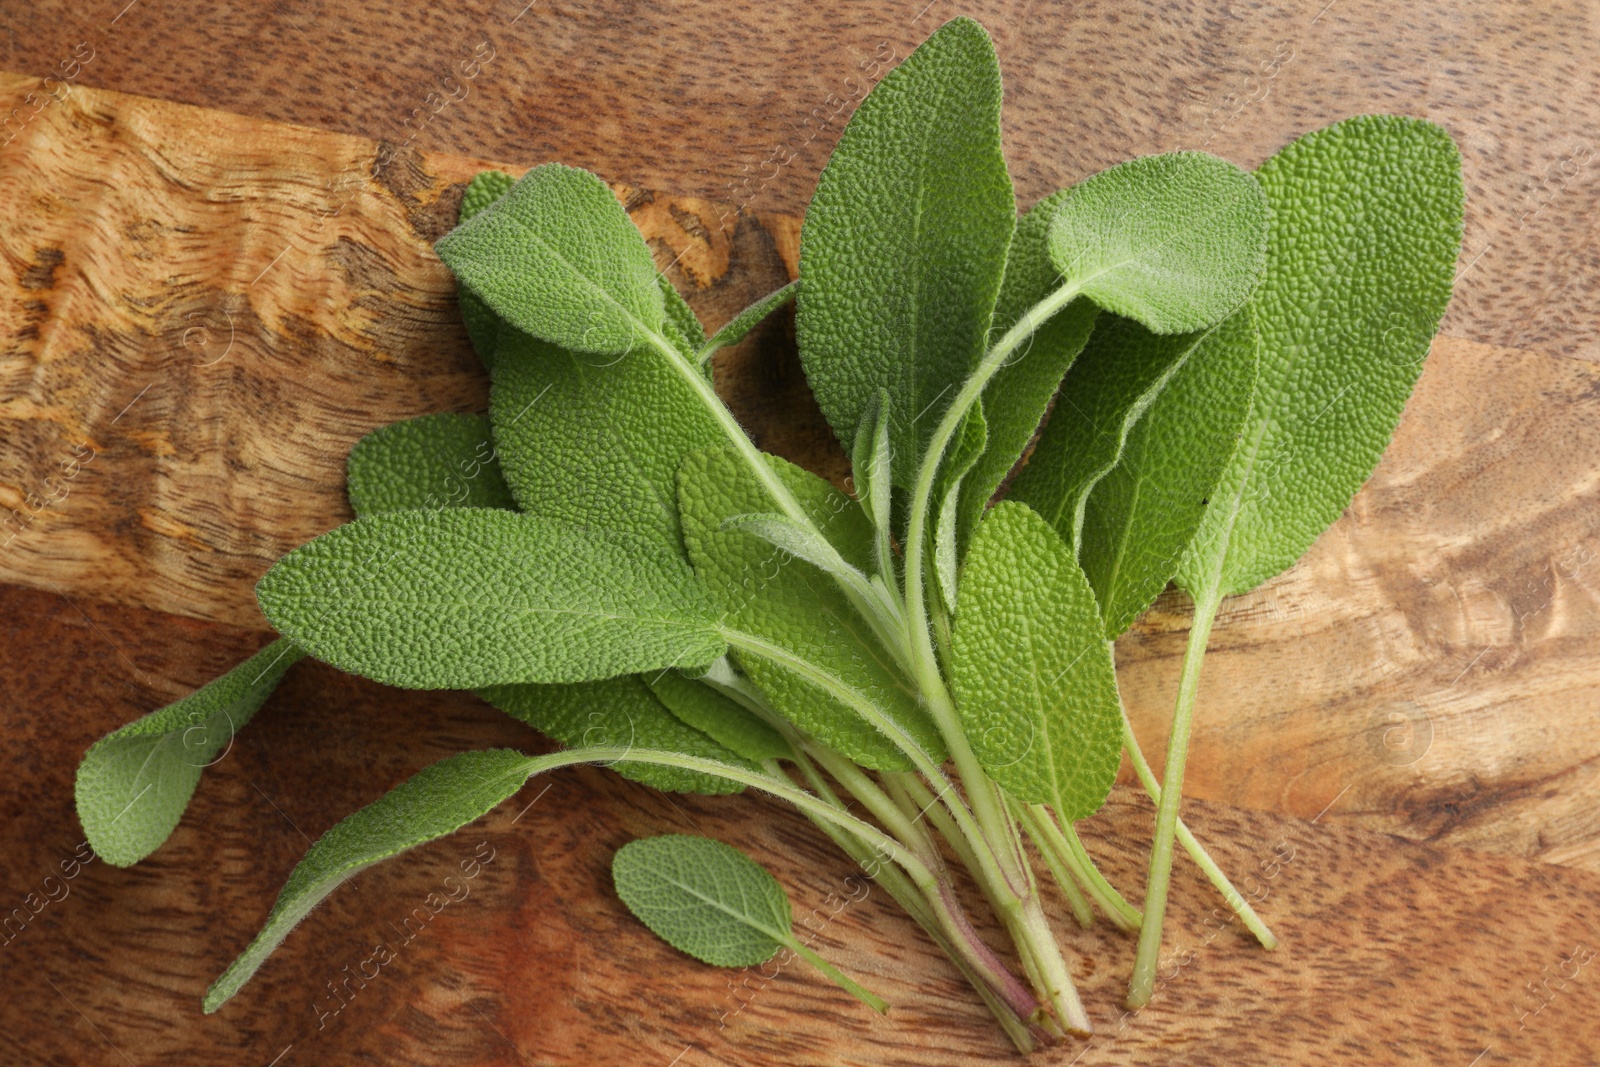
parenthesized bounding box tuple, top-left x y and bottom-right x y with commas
(5, 0, 1597, 359)
(4, 71, 1600, 882)
(4, 579, 1598, 1066)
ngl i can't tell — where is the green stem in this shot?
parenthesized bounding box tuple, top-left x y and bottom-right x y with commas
(1117, 692, 1276, 950)
(1031, 804, 1140, 932)
(779, 933, 889, 1014)
(1010, 803, 1096, 930)
(780, 754, 1042, 1035)
(523, 746, 933, 887)
(1127, 584, 1223, 1009)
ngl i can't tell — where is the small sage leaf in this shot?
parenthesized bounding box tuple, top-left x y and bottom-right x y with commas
(76, 638, 306, 867)
(1079, 308, 1260, 637)
(1048, 151, 1268, 334)
(700, 280, 798, 361)
(613, 835, 888, 1012)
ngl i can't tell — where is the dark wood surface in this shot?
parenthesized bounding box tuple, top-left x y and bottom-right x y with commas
(7, 577, 1600, 1065)
(4, 1, 1600, 1063)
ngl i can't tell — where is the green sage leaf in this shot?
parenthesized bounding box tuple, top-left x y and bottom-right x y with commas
(205, 748, 533, 1012)
(645, 669, 790, 764)
(613, 834, 888, 1012)
(257, 508, 726, 689)
(436, 162, 665, 356)
(76, 638, 306, 867)
(1048, 151, 1268, 334)
(1079, 309, 1260, 637)
(1178, 115, 1464, 599)
(796, 17, 1014, 487)
(346, 413, 516, 518)
(489, 329, 723, 549)
(951, 501, 1122, 821)
(699, 280, 798, 361)
(1007, 314, 1214, 554)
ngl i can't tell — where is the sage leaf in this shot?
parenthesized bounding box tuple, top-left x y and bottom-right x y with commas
(205, 748, 534, 1012)
(699, 280, 798, 362)
(456, 169, 515, 370)
(256, 508, 726, 689)
(613, 835, 888, 1012)
(1008, 314, 1217, 554)
(1078, 309, 1260, 637)
(489, 328, 723, 549)
(1177, 115, 1464, 600)
(478, 676, 755, 794)
(951, 502, 1122, 821)
(796, 17, 1014, 487)
(1048, 152, 1268, 335)
(76, 638, 306, 867)
(345, 413, 516, 518)
(957, 189, 1100, 545)
(678, 447, 945, 771)
(436, 162, 665, 356)
(644, 669, 791, 764)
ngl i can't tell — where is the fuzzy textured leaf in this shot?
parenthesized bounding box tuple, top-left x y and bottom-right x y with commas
(457, 169, 515, 369)
(1008, 315, 1213, 553)
(613, 835, 792, 967)
(951, 502, 1122, 821)
(1048, 152, 1268, 334)
(645, 670, 791, 764)
(257, 508, 726, 689)
(205, 748, 533, 1012)
(796, 17, 1015, 487)
(436, 162, 665, 355)
(346, 413, 516, 518)
(1177, 115, 1464, 599)
(478, 676, 755, 794)
(678, 448, 945, 771)
(490, 328, 724, 549)
(1078, 309, 1260, 636)
(76, 639, 305, 867)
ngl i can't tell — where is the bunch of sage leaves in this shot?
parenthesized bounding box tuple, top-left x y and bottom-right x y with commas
(73, 16, 1462, 1049)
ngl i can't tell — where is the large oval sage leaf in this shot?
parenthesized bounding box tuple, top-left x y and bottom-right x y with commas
(436, 162, 665, 356)
(1048, 151, 1268, 335)
(796, 16, 1015, 487)
(950, 501, 1122, 821)
(257, 508, 727, 689)
(1178, 115, 1464, 600)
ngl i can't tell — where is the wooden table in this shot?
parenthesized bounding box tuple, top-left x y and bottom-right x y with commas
(3, 2, 1599, 1063)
